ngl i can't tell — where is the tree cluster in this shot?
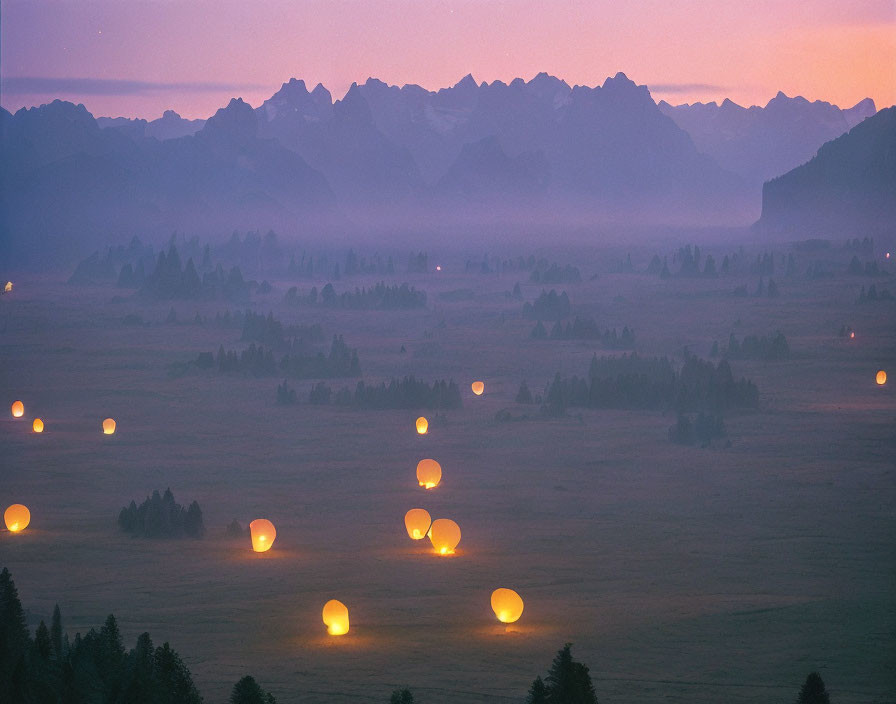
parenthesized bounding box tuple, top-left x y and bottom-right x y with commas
(200, 335, 361, 379)
(240, 311, 324, 351)
(543, 352, 759, 415)
(140, 245, 256, 303)
(668, 412, 727, 446)
(711, 331, 790, 361)
(531, 317, 635, 349)
(118, 488, 204, 539)
(523, 289, 572, 321)
(848, 256, 887, 276)
(526, 644, 598, 704)
(856, 284, 893, 302)
(285, 282, 426, 310)
(307, 376, 463, 410)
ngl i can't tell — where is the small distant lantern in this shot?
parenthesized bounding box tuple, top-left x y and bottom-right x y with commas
(4, 282, 12, 293)
(850, 331, 855, 339)
(11, 400, 24, 418)
(471, 381, 485, 396)
(322, 599, 349, 635)
(436, 265, 442, 272)
(404, 508, 432, 540)
(429, 518, 461, 555)
(416, 459, 442, 489)
(102, 418, 116, 435)
(490, 588, 524, 624)
(876, 370, 887, 386)
(32, 418, 44, 433)
(4, 504, 31, 533)
(249, 519, 276, 552)
(887, 252, 891, 259)
(415, 416, 428, 435)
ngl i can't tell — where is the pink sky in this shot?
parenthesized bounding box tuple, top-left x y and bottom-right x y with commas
(2, 0, 894, 119)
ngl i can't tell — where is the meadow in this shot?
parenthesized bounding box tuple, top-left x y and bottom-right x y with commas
(1, 237, 894, 703)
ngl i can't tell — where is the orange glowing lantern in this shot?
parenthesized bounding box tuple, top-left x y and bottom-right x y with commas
(102, 418, 116, 435)
(416, 459, 442, 489)
(4, 281, 12, 293)
(415, 416, 428, 434)
(490, 588, 524, 623)
(249, 519, 276, 552)
(4, 504, 31, 533)
(471, 381, 485, 396)
(876, 370, 887, 386)
(32, 418, 44, 433)
(404, 508, 432, 540)
(11, 400, 24, 418)
(322, 599, 349, 635)
(429, 518, 461, 555)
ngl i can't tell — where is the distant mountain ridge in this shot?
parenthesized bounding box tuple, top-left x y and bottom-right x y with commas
(659, 93, 877, 185)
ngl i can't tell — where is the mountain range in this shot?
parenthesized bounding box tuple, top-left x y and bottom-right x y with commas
(1, 72, 888, 264)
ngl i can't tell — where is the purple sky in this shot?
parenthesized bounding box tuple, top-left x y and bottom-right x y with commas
(2, 0, 894, 119)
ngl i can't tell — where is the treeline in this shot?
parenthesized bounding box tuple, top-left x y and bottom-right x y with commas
(196, 335, 361, 379)
(68, 237, 156, 286)
(465, 254, 580, 282)
(240, 310, 324, 350)
(848, 256, 888, 277)
(303, 376, 463, 410)
(0, 568, 278, 703)
(856, 284, 893, 302)
(531, 317, 635, 349)
(646, 246, 798, 279)
(523, 289, 571, 321)
(140, 246, 261, 303)
(669, 412, 727, 447)
(543, 352, 759, 414)
(118, 488, 204, 539)
(732, 276, 780, 298)
(285, 282, 426, 310)
(288, 249, 397, 280)
(711, 331, 790, 361)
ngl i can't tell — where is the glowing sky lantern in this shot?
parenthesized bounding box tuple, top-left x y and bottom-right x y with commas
(4, 281, 12, 293)
(32, 418, 44, 433)
(404, 508, 432, 540)
(876, 370, 887, 386)
(4, 504, 31, 533)
(415, 416, 428, 435)
(416, 459, 442, 489)
(471, 381, 485, 396)
(429, 518, 461, 555)
(850, 331, 855, 339)
(249, 519, 276, 552)
(436, 265, 441, 271)
(11, 400, 24, 418)
(322, 599, 349, 635)
(490, 588, 525, 624)
(102, 418, 116, 435)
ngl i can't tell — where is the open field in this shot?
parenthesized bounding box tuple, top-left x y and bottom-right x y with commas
(1, 241, 894, 703)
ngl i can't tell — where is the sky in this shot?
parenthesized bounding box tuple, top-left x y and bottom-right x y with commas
(2, 0, 894, 120)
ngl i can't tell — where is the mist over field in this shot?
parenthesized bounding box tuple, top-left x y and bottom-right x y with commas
(1, 2, 895, 703)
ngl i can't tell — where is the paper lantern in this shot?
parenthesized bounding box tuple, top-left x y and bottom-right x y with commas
(11, 400, 24, 418)
(416, 459, 442, 489)
(491, 588, 524, 623)
(877, 370, 887, 386)
(32, 418, 44, 433)
(849, 331, 855, 339)
(471, 381, 485, 396)
(404, 508, 432, 540)
(429, 518, 461, 555)
(249, 519, 276, 552)
(322, 599, 349, 635)
(4, 504, 31, 533)
(415, 416, 428, 435)
(4, 282, 11, 293)
(102, 418, 116, 435)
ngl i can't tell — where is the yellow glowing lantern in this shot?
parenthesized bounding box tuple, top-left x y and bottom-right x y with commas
(416, 459, 442, 489)
(415, 416, 428, 434)
(404, 508, 432, 540)
(322, 599, 349, 635)
(4, 281, 12, 293)
(429, 518, 461, 555)
(491, 588, 524, 623)
(102, 418, 116, 434)
(11, 400, 24, 418)
(4, 504, 31, 533)
(471, 381, 485, 396)
(249, 519, 276, 552)
(876, 370, 887, 386)
(32, 418, 44, 433)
